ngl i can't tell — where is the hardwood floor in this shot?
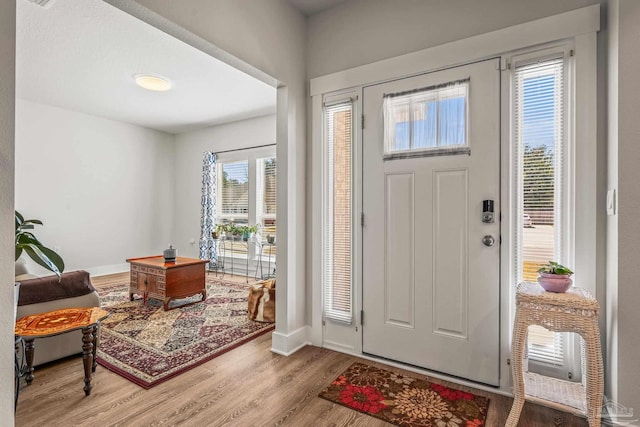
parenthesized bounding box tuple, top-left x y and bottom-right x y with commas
(15, 273, 588, 426)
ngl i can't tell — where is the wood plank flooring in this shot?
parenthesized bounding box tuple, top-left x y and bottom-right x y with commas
(15, 273, 588, 426)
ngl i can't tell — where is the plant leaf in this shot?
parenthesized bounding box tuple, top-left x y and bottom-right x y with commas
(15, 246, 22, 261)
(16, 232, 42, 246)
(15, 210, 24, 225)
(22, 219, 43, 226)
(38, 246, 65, 273)
(19, 243, 62, 278)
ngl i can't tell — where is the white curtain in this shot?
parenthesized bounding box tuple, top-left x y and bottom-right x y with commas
(199, 152, 217, 269)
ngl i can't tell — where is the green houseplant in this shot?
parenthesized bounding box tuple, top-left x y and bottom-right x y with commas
(242, 224, 261, 241)
(15, 210, 64, 278)
(537, 261, 573, 293)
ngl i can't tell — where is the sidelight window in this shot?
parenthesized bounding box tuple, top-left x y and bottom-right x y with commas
(323, 98, 354, 323)
(512, 51, 574, 378)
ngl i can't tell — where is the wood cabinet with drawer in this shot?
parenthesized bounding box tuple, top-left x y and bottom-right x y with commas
(127, 256, 208, 310)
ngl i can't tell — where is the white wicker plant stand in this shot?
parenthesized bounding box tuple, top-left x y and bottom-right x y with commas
(506, 281, 603, 427)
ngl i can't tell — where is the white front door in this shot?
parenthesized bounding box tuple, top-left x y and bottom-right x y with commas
(362, 59, 501, 385)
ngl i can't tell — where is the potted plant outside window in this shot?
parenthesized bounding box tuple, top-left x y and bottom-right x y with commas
(537, 261, 573, 293)
(242, 224, 261, 241)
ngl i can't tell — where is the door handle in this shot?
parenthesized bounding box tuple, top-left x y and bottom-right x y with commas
(482, 235, 495, 247)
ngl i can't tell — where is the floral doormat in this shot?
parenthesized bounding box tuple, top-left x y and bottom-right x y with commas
(96, 277, 274, 389)
(319, 363, 490, 427)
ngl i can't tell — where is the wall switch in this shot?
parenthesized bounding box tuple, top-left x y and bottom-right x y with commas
(606, 189, 617, 216)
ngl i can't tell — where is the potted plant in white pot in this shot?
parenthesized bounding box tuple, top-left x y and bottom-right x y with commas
(537, 261, 573, 293)
(14, 210, 65, 319)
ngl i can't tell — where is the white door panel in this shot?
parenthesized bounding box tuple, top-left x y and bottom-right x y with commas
(362, 59, 501, 385)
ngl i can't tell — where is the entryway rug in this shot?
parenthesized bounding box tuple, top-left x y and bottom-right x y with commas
(96, 277, 274, 389)
(319, 363, 490, 427)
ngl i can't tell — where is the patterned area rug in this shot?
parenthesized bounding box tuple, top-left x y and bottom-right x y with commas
(96, 277, 274, 389)
(319, 363, 490, 427)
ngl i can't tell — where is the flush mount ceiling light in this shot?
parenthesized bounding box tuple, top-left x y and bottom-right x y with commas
(134, 74, 172, 92)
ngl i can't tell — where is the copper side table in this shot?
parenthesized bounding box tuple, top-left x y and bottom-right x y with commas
(15, 307, 110, 396)
(506, 282, 603, 427)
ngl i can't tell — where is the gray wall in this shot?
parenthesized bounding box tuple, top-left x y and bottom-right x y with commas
(605, 0, 619, 404)
(0, 0, 15, 421)
(15, 100, 175, 276)
(307, 0, 599, 78)
(616, 0, 640, 413)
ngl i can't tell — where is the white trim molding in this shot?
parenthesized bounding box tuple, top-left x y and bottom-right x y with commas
(310, 4, 599, 96)
(271, 326, 311, 356)
(310, 4, 599, 394)
(86, 263, 129, 277)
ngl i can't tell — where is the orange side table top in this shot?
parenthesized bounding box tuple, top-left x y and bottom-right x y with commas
(15, 307, 110, 397)
(15, 307, 109, 337)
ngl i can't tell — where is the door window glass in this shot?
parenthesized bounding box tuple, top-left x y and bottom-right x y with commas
(383, 79, 468, 158)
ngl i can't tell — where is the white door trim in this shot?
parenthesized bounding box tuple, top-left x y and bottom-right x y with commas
(311, 7, 599, 394)
(310, 4, 599, 96)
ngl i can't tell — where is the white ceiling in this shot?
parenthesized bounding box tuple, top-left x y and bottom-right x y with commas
(16, 0, 277, 134)
(288, 0, 349, 16)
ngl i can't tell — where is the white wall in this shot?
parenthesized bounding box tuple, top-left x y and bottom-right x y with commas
(15, 99, 175, 276)
(111, 0, 309, 354)
(172, 115, 276, 259)
(307, 0, 600, 78)
(0, 1, 16, 422)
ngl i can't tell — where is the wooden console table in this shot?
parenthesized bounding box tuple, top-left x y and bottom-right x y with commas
(15, 307, 110, 396)
(127, 256, 208, 310)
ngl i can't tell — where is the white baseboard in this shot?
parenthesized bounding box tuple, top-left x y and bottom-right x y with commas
(85, 263, 129, 277)
(271, 326, 311, 356)
(601, 395, 638, 426)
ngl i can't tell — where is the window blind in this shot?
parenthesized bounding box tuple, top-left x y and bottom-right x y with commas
(323, 100, 353, 323)
(220, 160, 249, 219)
(257, 157, 277, 252)
(514, 56, 566, 368)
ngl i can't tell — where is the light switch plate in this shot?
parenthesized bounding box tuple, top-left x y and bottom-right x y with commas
(607, 189, 616, 216)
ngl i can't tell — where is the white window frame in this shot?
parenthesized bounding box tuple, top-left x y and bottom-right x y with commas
(321, 93, 356, 324)
(216, 146, 276, 263)
(501, 33, 597, 391)
(507, 44, 579, 380)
